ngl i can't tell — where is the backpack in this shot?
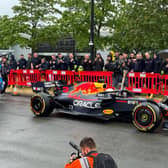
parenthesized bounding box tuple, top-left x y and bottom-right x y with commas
(90, 153, 118, 168)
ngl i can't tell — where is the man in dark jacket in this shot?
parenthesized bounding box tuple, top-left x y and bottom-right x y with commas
(82, 54, 92, 71)
(134, 53, 145, 72)
(133, 53, 145, 89)
(152, 53, 162, 89)
(50, 55, 58, 70)
(105, 55, 113, 71)
(93, 53, 104, 71)
(68, 53, 78, 71)
(26, 53, 32, 69)
(144, 52, 153, 73)
(39, 58, 49, 71)
(153, 53, 162, 73)
(57, 53, 68, 70)
(127, 53, 135, 72)
(112, 54, 124, 88)
(162, 58, 168, 74)
(0, 57, 9, 92)
(9, 55, 17, 70)
(0, 56, 9, 75)
(17, 54, 27, 69)
(31, 53, 41, 69)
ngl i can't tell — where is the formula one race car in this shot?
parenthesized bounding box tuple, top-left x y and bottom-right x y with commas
(30, 81, 168, 132)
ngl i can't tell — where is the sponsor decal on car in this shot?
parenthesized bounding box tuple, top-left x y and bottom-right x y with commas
(73, 100, 100, 109)
(70, 82, 105, 95)
(103, 109, 114, 115)
(128, 100, 138, 105)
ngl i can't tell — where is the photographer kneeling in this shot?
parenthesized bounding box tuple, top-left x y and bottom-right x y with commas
(65, 137, 117, 168)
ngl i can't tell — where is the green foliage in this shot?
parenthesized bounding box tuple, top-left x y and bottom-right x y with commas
(0, 15, 28, 49)
(36, 24, 64, 49)
(12, 0, 61, 50)
(58, 0, 122, 50)
(112, 0, 168, 52)
(0, 0, 167, 53)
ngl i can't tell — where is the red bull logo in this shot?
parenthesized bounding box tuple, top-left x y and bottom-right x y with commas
(70, 82, 105, 95)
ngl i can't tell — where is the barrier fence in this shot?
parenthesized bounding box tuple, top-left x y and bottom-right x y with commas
(7, 70, 168, 96)
(126, 72, 168, 96)
(45, 70, 75, 85)
(8, 69, 41, 87)
(126, 72, 160, 95)
(8, 70, 113, 88)
(160, 75, 168, 96)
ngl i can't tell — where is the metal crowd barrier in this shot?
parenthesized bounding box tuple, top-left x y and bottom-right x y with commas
(8, 70, 113, 88)
(8, 69, 41, 86)
(126, 72, 161, 95)
(7, 70, 168, 96)
(160, 75, 168, 96)
(45, 70, 75, 85)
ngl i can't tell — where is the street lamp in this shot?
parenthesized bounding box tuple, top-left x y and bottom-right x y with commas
(89, 0, 94, 61)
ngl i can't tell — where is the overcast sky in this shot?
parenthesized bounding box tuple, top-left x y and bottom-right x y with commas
(0, 0, 19, 16)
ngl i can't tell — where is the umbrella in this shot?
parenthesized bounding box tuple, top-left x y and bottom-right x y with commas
(157, 49, 168, 59)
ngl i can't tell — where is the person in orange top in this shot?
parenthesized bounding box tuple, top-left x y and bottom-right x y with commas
(65, 137, 98, 168)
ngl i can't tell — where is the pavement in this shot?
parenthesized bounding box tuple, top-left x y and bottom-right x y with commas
(0, 94, 168, 168)
(6, 86, 34, 96)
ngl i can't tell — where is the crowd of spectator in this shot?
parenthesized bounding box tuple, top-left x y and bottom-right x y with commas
(104, 52, 167, 87)
(6, 52, 77, 71)
(1, 51, 168, 87)
(0, 52, 105, 72)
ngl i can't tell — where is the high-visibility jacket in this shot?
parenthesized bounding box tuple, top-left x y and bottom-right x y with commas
(65, 151, 98, 168)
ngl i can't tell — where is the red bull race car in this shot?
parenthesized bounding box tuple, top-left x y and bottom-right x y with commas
(30, 81, 168, 132)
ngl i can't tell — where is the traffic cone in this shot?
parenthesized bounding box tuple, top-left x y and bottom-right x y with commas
(13, 86, 18, 95)
(149, 94, 154, 99)
(146, 93, 153, 99)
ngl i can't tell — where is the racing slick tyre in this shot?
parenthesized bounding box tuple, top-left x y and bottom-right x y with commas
(30, 92, 55, 117)
(132, 103, 163, 132)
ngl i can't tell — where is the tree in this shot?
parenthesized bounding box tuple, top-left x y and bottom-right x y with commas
(0, 15, 27, 49)
(58, 0, 123, 51)
(36, 24, 64, 50)
(112, 0, 168, 52)
(12, 0, 61, 50)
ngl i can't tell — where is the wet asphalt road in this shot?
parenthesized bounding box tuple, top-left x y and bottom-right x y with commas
(0, 94, 168, 168)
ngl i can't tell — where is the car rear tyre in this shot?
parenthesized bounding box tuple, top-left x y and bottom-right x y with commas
(30, 93, 55, 117)
(132, 103, 163, 132)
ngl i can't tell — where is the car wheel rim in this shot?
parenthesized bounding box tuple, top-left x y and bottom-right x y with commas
(134, 107, 154, 128)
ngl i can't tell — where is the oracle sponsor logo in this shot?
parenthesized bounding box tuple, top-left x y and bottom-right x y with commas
(73, 100, 100, 109)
